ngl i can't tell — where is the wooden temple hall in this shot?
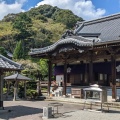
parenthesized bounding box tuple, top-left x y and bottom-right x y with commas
(30, 13, 120, 99)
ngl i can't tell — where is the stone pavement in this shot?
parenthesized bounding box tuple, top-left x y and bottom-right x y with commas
(0, 99, 120, 120)
(47, 109, 120, 120)
(47, 95, 120, 108)
(0, 100, 82, 120)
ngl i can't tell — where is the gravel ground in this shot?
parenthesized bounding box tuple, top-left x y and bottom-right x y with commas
(0, 100, 120, 120)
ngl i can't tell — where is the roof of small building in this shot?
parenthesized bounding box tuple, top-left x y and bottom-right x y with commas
(4, 73, 32, 81)
(75, 13, 120, 43)
(0, 54, 22, 71)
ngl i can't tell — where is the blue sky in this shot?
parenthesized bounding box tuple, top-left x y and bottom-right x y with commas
(0, 0, 120, 20)
(92, 0, 120, 16)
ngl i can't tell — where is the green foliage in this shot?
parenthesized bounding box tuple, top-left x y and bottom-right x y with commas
(13, 40, 24, 59)
(35, 15, 48, 22)
(26, 89, 38, 99)
(29, 4, 58, 18)
(0, 47, 7, 56)
(52, 9, 83, 28)
(12, 13, 34, 58)
(12, 13, 33, 41)
(39, 59, 48, 79)
(0, 4, 83, 59)
(17, 59, 40, 80)
(2, 14, 16, 22)
(3, 88, 7, 94)
(34, 28, 53, 48)
(13, 13, 32, 32)
(28, 4, 83, 29)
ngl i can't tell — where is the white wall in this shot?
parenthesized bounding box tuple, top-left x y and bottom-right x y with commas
(56, 75, 64, 83)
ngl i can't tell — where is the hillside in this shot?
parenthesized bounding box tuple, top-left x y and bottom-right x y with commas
(0, 4, 83, 58)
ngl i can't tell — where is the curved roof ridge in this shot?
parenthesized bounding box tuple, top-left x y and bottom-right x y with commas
(68, 36, 93, 42)
(30, 36, 93, 55)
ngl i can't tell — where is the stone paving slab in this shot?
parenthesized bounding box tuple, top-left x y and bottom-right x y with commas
(44, 109, 120, 120)
(47, 96, 120, 108)
(0, 100, 120, 120)
(0, 101, 82, 120)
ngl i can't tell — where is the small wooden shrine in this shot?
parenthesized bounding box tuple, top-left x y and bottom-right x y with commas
(0, 54, 22, 109)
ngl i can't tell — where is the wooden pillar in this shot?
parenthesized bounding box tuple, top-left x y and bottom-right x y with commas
(48, 60, 52, 96)
(63, 59, 67, 96)
(111, 55, 116, 99)
(0, 73, 4, 109)
(85, 60, 88, 84)
(37, 71, 42, 96)
(88, 51, 93, 85)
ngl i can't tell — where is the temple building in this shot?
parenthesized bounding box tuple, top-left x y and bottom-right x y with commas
(29, 13, 120, 99)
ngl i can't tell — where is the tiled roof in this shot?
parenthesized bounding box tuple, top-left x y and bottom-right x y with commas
(29, 36, 93, 55)
(0, 54, 22, 71)
(75, 13, 120, 42)
(4, 73, 32, 81)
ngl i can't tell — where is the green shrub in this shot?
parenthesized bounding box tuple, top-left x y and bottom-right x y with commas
(35, 15, 48, 22)
(26, 89, 38, 99)
(3, 88, 7, 94)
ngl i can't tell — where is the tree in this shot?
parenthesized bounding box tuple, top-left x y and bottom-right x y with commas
(13, 13, 32, 34)
(0, 47, 7, 56)
(39, 59, 48, 80)
(13, 40, 24, 59)
(12, 13, 33, 58)
(52, 10, 83, 28)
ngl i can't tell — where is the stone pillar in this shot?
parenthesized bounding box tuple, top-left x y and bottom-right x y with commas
(13, 81, 18, 101)
(111, 55, 116, 99)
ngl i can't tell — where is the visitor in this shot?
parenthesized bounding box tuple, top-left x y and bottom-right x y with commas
(52, 80, 58, 92)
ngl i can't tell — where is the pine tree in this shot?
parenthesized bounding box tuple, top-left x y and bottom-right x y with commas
(13, 40, 24, 59)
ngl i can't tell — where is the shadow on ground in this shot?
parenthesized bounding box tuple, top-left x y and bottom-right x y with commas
(0, 105, 42, 119)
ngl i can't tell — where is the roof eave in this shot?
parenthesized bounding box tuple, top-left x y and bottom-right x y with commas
(94, 39, 120, 46)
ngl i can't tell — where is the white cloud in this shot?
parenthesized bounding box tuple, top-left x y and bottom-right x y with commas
(0, 0, 26, 20)
(36, 0, 106, 20)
